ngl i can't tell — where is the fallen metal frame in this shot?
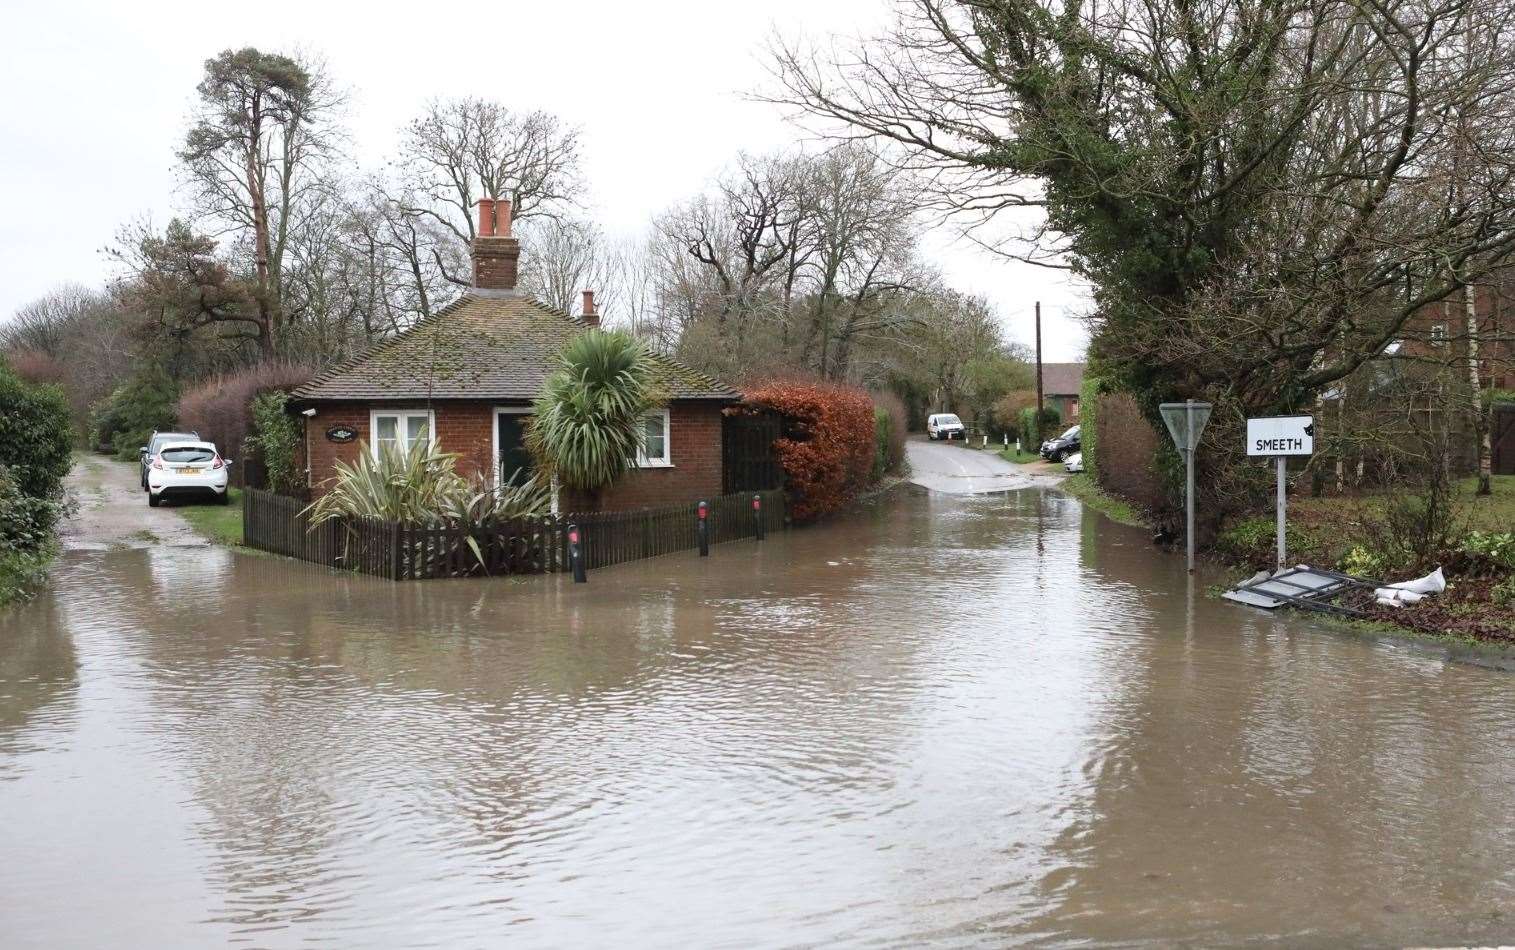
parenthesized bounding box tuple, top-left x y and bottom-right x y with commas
(1222, 565, 1383, 617)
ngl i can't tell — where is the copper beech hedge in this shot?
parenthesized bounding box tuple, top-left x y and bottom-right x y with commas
(737, 381, 877, 523)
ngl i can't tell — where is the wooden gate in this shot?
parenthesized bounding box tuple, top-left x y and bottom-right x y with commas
(1494, 404, 1515, 476)
(723, 412, 783, 494)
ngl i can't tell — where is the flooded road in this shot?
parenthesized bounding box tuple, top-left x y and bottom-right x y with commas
(3, 489, 1515, 947)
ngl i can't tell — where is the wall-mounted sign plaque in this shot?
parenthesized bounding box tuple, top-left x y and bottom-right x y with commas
(325, 425, 358, 444)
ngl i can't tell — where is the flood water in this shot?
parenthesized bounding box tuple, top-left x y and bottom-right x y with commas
(3, 488, 1514, 948)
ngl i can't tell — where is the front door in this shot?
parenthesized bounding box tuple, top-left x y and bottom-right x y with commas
(497, 412, 534, 486)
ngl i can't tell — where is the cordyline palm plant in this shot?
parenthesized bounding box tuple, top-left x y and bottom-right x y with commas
(526, 329, 662, 501)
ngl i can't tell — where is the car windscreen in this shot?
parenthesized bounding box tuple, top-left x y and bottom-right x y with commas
(160, 447, 216, 463)
(1060, 426, 1079, 439)
(152, 434, 197, 450)
(940, 415, 962, 426)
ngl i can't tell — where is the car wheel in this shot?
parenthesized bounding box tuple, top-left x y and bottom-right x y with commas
(1051, 450, 1064, 462)
(148, 493, 160, 508)
(217, 492, 230, 506)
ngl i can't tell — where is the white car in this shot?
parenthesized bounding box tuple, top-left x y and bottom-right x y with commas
(926, 413, 965, 441)
(1064, 451, 1085, 473)
(147, 441, 230, 507)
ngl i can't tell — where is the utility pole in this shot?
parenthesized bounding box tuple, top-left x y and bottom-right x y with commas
(1035, 301, 1044, 413)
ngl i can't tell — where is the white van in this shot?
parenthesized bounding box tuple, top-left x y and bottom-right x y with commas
(926, 413, 965, 441)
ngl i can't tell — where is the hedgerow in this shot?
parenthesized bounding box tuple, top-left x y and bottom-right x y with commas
(739, 381, 876, 523)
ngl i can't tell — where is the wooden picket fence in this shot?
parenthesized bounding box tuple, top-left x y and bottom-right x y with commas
(243, 488, 786, 580)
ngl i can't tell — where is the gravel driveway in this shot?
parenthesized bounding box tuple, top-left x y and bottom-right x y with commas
(59, 454, 210, 551)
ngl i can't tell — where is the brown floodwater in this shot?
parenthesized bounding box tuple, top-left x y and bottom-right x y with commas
(3, 488, 1514, 948)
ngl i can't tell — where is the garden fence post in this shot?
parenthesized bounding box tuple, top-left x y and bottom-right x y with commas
(752, 493, 764, 541)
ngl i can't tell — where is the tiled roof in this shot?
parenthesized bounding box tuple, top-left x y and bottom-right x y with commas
(1040, 362, 1086, 397)
(291, 291, 740, 403)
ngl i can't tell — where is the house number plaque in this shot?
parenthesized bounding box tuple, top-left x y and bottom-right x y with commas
(325, 425, 358, 444)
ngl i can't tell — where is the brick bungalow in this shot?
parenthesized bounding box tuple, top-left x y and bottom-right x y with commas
(288, 197, 740, 510)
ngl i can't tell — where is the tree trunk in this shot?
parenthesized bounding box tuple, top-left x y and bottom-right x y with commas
(1466, 283, 1493, 495)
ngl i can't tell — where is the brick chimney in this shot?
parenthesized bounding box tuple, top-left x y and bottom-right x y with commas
(472, 197, 519, 290)
(581, 290, 599, 328)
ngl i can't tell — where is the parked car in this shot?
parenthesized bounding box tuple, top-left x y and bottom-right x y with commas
(139, 430, 200, 490)
(1040, 425, 1081, 462)
(146, 441, 230, 507)
(1063, 451, 1084, 473)
(927, 413, 966, 441)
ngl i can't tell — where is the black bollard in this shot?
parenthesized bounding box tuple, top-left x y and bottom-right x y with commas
(697, 501, 710, 556)
(568, 522, 587, 583)
(752, 493, 765, 541)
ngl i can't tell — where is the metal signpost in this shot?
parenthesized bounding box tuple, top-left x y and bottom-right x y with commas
(1158, 400, 1213, 574)
(1245, 415, 1314, 568)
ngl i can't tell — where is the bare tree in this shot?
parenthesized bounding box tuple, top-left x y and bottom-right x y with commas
(396, 98, 583, 285)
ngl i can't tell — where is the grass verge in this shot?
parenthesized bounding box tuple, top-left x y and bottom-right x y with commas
(1057, 473, 1153, 528)
(178, 488, 245, 546)
(996, 447, 1043, 464)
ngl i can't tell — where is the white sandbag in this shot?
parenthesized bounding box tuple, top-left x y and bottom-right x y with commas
(1373, 587, 1425, 604)
(1375, 596, 1404, 608)
(1387, 566, 1446, 596)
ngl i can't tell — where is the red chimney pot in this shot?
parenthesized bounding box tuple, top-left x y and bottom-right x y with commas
(476, 197, 495, 237)
(495, 198, 512, 237)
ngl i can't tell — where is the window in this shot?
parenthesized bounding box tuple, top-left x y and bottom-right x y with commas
(637, 410, 671, 467)
(160, 446, 216, 464)
(371, 410, 433, 459)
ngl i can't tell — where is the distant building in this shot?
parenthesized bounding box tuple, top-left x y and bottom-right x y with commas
(1040, 362, 1086, 423)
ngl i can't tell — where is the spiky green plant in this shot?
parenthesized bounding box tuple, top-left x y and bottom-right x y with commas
(304, 439, 550, 575)
(526, 329, 662, 494)
(305, 440, 548, 525)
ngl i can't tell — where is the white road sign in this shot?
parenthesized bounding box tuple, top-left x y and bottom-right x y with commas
(1247, 415, 1314, 457)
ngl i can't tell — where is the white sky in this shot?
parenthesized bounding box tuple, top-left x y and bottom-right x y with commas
(0, 0, 1089, 361)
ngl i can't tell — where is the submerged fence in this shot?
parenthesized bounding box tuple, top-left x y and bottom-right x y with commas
(243, 488, 786, 580)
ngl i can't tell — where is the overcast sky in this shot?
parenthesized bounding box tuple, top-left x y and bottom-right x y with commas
(0, 0, 1090, 361)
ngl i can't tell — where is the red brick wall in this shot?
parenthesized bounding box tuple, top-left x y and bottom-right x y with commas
(302, 401, 497, 494)
(302, 400, 727, 510)
(584, 402, 726, 511)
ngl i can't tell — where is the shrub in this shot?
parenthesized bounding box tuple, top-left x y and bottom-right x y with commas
(1340, 544, 1389, 579)
(1493, 575, 1515, 606)
(1079, 373, 1103, 472)
(250, 391, 304, 496)
(177, 361, 316, 462)
(0, 466, 62, 608)
(527, 330, 661, 496)
(307, 441, 547, 525)
(872, 390, 907, 476)
(0, 361, 73, 502)
(1459, 531, 1515, 571)
(92, 368, 179, 459)
(993, 390, 1036, 440)
(740, 380, 875, 523)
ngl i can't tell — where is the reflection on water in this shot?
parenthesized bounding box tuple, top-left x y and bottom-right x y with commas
(2, 490, 1514, 947)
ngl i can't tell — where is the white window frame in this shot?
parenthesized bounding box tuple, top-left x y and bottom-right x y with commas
(636, 408, 673, 468)
(492, 406, 534, 486)
(369, 409, 435, 459)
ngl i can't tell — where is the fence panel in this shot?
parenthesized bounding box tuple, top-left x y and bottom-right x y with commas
(244, 488, 787, 581)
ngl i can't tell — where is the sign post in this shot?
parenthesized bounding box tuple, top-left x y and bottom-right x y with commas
(1245, 415, 1314, 569)
(1158, 400, 1213, 574)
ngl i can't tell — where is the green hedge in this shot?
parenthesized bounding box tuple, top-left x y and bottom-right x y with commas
(1080, 373, 1103, 476)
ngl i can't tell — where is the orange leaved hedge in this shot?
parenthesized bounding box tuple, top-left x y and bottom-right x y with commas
(740, 380, 876, 523)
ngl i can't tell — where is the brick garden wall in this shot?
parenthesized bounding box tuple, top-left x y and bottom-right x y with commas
(1092, 392, 1167, 513)
(302, 399, 726, 512)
